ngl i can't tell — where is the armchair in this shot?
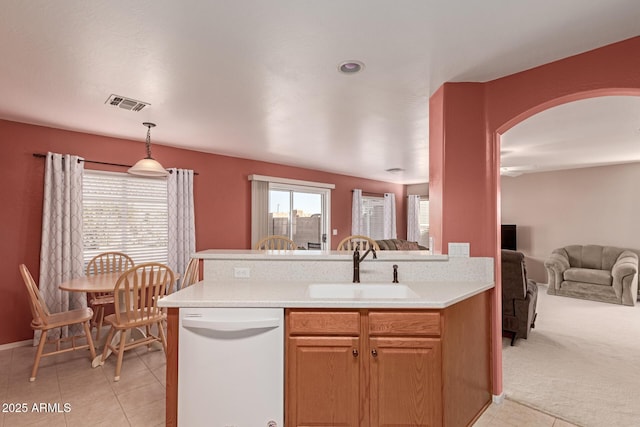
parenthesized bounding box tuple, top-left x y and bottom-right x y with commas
(501, 249, 538, 345)
(545, 244, 638, 306)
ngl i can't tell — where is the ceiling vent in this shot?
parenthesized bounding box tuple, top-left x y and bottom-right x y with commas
(105, 94, 149, 112)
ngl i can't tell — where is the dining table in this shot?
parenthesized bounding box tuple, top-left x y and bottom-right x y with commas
(59, 271, 166, 368)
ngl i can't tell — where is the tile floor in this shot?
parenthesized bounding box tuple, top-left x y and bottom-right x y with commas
(0, 342, 580, 427)
(0, 342, 165, 427)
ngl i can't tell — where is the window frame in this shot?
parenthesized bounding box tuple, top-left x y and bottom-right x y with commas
(268, 182, 331, 250)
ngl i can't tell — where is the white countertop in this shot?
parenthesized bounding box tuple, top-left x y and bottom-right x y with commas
(158, 280, 494, 309)
(195, 249, 449, 261)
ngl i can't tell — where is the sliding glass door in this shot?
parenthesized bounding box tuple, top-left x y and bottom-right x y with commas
(268, 184, 330, 250)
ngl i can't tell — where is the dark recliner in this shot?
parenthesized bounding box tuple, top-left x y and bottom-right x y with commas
(502, 249, 538, 345)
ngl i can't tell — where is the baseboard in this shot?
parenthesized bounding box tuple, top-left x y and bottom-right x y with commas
(492, 392, 505, 404)
(0, 339, 32, 351)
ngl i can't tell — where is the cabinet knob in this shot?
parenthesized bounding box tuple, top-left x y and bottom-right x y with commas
(371, 349, 378, 357)
(352, 349, 359, 357)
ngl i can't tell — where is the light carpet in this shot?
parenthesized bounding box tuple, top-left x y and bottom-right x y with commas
(502, 284, 640, 427)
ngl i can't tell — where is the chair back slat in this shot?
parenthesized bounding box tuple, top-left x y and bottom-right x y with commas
(19, 264, 50, 326)
(179, 257, 200, 290)
(255, 235, 298, 250)
(87, 252, 134, 300)
(113, 263, 174, 324)
(337, 235, 380, 251)
(86, 252, 134, 276)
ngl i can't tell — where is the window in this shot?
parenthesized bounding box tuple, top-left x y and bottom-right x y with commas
(83, 170, 168, 267)
(362, 196, 385, 240)
(268, 184, 330, 249)
(250, 175, 333, 250)
(418, 199, 430, 247)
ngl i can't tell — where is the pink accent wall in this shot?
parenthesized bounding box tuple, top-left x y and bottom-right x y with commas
(0, 119, 405, 345)
(430, 36, 640, 396)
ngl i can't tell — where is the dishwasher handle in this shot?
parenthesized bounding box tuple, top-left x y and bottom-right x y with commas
(182, 316, 281, 332)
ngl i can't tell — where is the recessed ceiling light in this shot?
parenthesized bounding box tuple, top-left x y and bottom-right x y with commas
(338, 60, 365, 74)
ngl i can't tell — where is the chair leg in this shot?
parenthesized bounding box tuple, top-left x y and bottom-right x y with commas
(100, 327, 116, 365)
(94, 306, 104, 342)
(82, 321, 97, 360)
(510, 332, 517, 346)
(114, 331, 127, 382)
(30, 330, 48, 382)
(146, 325, 153, 350)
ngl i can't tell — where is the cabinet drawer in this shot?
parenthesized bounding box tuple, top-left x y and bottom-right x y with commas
(287, 310, 360, 335)
(368, 311, 441, 336)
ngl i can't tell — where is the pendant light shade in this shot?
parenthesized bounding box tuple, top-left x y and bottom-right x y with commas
(128, 122, 169, 177)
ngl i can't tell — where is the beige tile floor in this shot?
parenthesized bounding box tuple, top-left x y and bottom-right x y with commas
(1, 341, 579, 427)
(0, 341, 165, 427)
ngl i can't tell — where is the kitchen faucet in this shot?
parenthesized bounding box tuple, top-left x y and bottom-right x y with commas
(352, 246, 377, 283)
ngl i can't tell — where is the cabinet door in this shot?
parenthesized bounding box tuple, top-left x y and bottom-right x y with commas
(287, 336, 360, 427)
(369, 337, 442, 427)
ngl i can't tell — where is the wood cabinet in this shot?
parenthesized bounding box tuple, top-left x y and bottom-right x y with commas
(286, 311, 361, 426)
(285, 292, 491, 427)
(288, 336, 360, 426)
(368, 311, 443, 427)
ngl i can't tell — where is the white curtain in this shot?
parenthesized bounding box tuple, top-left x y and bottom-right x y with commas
(168, 168, 196, 288)
(383, 193, 397, 239)
(38, 152, 86, 341)
(250, 179, 269, 248)
(351, 189, 363, 235)
(407, 195, 420, 242)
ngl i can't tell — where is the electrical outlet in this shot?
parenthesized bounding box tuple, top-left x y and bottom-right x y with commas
(448, 242, 470, 257)
(233, 267, 250, 278)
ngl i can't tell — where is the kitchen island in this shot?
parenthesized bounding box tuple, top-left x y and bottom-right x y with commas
(159, 250, 494, 426)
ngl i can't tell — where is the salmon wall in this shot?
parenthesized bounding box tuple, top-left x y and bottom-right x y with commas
(429, 36, 640, 396)
(0, 119, 406, 345)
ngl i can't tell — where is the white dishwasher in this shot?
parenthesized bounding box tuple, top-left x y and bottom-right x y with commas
(178, 307, 284, 427)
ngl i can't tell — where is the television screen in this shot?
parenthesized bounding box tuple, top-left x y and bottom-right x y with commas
(501, 224, 517, 250)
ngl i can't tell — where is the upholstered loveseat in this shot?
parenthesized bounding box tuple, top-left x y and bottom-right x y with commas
(376, 239, 427, 250)
(544, 244, 638, 306)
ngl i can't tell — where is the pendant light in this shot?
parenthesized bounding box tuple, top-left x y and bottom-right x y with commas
(128, 122, 169, 177)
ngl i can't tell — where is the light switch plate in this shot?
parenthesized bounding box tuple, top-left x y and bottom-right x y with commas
(448, 242, 470, 257)
(332, 229, 338, 236)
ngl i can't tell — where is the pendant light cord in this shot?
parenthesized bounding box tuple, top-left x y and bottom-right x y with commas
(145, 124, 153, 159)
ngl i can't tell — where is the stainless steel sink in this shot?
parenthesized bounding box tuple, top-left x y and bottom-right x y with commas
(306, 283, 419, 299)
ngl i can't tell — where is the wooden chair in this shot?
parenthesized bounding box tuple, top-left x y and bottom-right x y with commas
(100, 262, 174, 381)
(180, 257, 200, 289)
(336, 235, 380, 251)
(86, 252, 135, 342)
(19, 264, 97, 382)
(255, 235, 298, 250)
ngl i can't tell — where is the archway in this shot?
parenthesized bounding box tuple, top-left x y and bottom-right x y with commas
(429, 36, 640, 398)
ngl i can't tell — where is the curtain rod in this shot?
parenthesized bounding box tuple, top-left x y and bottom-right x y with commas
(351, 190, 385, 197)
(32, 153, 199, 175)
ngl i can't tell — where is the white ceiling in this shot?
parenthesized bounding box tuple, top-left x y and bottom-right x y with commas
(1, 1, 639, 184)
(501, 96, 640, 176)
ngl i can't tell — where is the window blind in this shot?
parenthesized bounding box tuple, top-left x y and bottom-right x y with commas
(362, 196, 385, 240)
(83, 170, 168, 267)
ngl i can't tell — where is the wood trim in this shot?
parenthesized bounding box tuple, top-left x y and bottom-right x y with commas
(248, 174, 335, 189)
(165, 308, 179, 427)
